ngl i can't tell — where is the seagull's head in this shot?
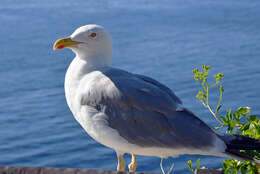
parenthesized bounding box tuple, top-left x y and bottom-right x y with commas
(54, 24, 113, 65)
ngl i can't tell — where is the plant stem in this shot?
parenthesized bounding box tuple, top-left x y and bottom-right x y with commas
(207, 104, 222, 124)
(206, 83, 223, 124)
(209, 81, 219, 89)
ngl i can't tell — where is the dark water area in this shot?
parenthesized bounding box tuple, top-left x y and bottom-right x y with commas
(0, 0, 259, 173)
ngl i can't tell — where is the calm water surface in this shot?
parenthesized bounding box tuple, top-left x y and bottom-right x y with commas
(0, 0, 259, 173)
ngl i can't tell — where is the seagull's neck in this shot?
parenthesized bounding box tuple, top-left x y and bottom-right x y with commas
(65, 55, 110, 93)
(65, 56, 109, 110)
(73, 48, 112, 68)
(83, 56, 110, 68)
(68, 56, 109, 80)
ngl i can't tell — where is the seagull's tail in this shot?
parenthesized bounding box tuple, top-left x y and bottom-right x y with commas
(219, 134, 260, 164)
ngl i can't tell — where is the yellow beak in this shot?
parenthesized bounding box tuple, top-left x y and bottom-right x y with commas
(53, 37, 82, 50)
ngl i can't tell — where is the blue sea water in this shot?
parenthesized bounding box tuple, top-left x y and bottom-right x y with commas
(0, 0, 259, 173)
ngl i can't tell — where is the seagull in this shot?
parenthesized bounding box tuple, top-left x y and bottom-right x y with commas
(53, 24, 260, 172)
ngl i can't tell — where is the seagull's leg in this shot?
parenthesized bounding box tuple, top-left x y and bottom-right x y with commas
(117, 154, 125, 172)
(160, 158, 175, 174)
(128, 153, 137, 172)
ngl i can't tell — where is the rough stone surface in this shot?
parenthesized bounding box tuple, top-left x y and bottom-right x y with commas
(0, 167, 154, 174)
(195, 169, 223, 174)
(0, 166, 223, 174)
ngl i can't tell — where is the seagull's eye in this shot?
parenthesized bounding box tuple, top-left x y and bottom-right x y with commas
(89, 32, 97, 38)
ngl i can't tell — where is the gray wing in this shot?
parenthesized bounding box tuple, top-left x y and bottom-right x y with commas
(81, 68, 217, 149)
(135, 74, 183, 105)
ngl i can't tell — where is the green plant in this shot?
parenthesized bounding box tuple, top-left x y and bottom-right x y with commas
(186, 158, 203, 173)
(192, 65, 224, 124)
(188, 65, 260, 174)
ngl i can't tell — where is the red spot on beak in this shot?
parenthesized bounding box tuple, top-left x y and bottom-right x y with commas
(57, 45, 65, 49)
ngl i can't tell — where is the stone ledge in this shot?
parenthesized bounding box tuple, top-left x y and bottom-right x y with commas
(0, 166, 223, 174)
(0, 167, 153, 174)
(195, 169, 223, 174)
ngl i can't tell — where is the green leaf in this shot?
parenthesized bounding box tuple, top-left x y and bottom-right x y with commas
(196, 158, 200, 169)
(236, 107, 251, 116)
(220, 115, 227, 123)
(186, 160, 194, 173)
(215, 125, 223, 130)
(248, 115, 258, 122)
(216, 104, 222, 114)
(239, 124, 250, 131)
(230, 120, 238, 128)
(226, 109, 232, 121)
